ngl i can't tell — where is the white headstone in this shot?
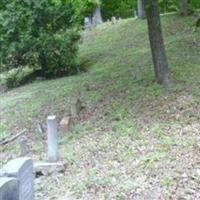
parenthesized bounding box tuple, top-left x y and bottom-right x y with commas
(111, 16, 117, 24)
(0, 177, 19, 200)
(84, 17, 92, 30)
(0, 157, 34, 200)
(47, 116, 59, 162)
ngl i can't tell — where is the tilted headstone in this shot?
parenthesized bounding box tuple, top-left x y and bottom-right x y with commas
(47, 116, 59, 162)
(84, 17, 92, 30)
(0, 157, 34, 200)
(0, 177, 19, 200)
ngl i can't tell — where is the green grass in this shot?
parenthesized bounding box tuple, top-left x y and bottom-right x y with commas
(1, 14, 200, 199)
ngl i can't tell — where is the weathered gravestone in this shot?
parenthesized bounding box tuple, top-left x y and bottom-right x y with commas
(70, 98, 82, 118)
(0, 157, 34, 200)
(111, 16, 117, 24)
(47, 116, 59, 162)
(84, 17, 92, 31)
(0, 177, 19, 200)
(60, 116, 73, 134)
(20, 136, 29, 156)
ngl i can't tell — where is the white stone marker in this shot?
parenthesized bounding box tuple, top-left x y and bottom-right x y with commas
(0, 157, 34, 200)
(111, 16, 117, 24)
(84, 17, 92, 30)
(0, 177, 19, 200)
(47, 115, 59, 162)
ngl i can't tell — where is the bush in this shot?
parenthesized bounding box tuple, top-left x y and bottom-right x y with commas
(0, 0, 81, 78)
(0, 67, 34, 88)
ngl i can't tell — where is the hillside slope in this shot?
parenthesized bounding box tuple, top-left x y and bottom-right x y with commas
(1, 14, 200, 199)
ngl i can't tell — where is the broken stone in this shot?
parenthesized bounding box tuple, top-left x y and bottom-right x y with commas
(60, 116, 73, 134)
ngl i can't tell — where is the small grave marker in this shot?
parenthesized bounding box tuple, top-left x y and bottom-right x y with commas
(47, 116, 59, 162)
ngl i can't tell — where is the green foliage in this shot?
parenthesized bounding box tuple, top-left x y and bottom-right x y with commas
(0, 0, 80, 78)
(101, 0, 136, 19)
(0, 66, 34, 88)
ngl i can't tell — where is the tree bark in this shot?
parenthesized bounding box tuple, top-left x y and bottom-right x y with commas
(142, 0, 170, 85)
(137, 0, 146, 19)
(180, 0, 188, 16)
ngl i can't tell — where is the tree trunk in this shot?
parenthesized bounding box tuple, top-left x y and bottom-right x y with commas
(137, 0, 146, 19)
(92, 4, 103, 26)
(180, 0, 188, 16)
(142, 0, 170, 85)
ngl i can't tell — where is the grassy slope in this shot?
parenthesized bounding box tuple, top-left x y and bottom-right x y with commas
(1, 14, 200, 199)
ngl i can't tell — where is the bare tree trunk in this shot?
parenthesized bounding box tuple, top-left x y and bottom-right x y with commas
(137, 0, 146, 19)
(180, 0, 188, 16)
(93, 4, 103, 26)
(142, 0, 170, 85)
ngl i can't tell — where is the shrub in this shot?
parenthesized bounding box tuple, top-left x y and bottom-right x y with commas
(0, 0, 81, 78)
(0, 67, 34, 88)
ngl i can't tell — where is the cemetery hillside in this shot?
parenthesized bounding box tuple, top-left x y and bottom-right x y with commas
(0, 12, 200, 200)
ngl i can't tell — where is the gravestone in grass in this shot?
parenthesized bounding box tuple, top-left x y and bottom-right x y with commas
(60, 116, 73, 134)
(71, 98, 82, 118)
(111, 16, 117, 24)
(47, 116, 59, 162)
(0, 157, 34, 200)
(84, 17, 92, 30)
(0, 177, 19, 200)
